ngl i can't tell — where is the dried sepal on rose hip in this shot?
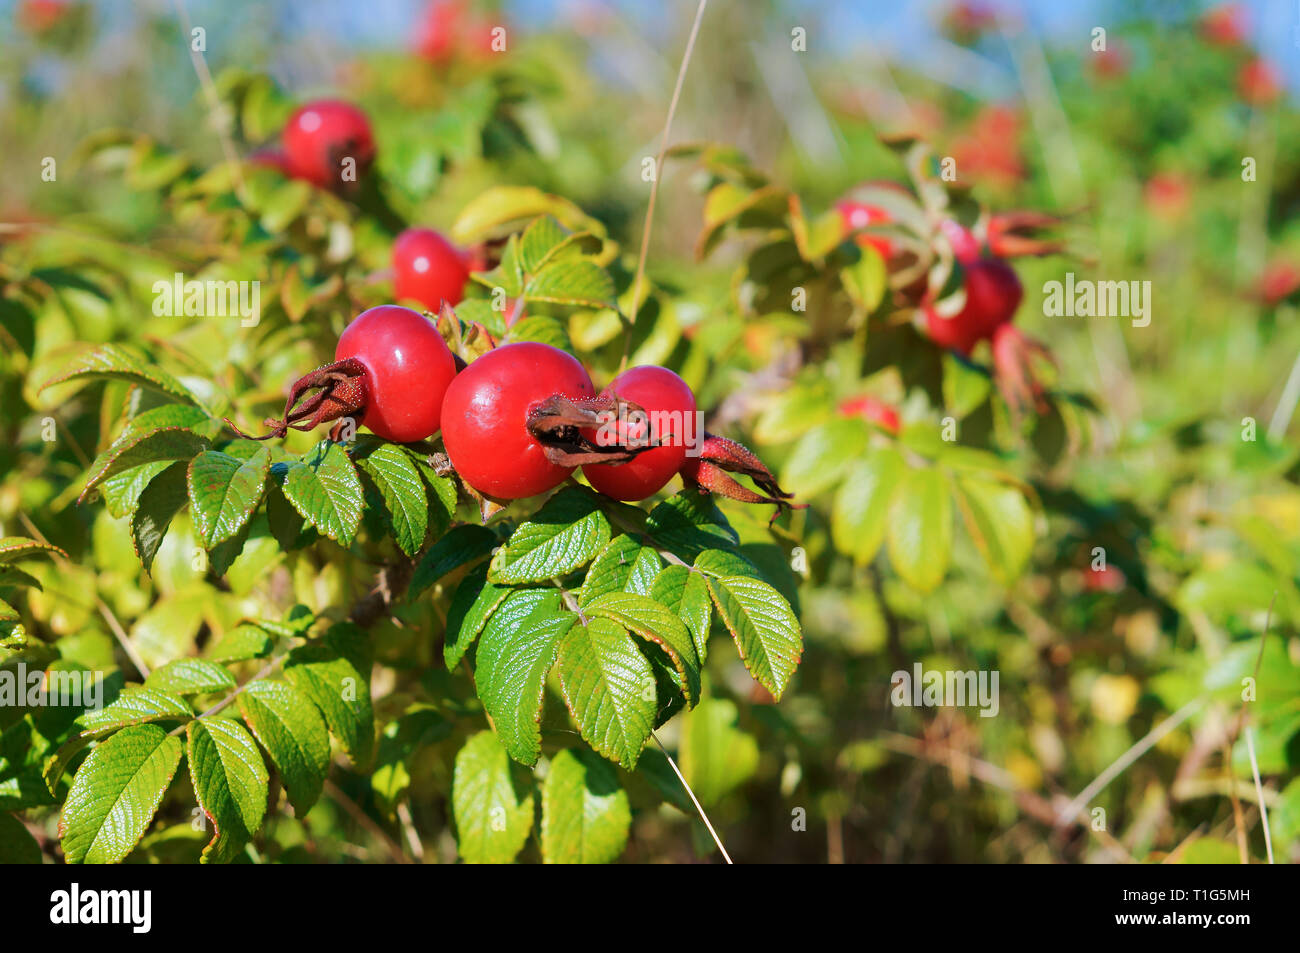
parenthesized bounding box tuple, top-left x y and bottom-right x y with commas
(228, 304, 457, 444)
(679, 433, 801, 521)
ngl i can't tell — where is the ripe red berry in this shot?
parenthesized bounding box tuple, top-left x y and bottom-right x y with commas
(925, 258, 1023, 355)
(583, 366, 698, 501)
(282, 100, 375, 189)
(393, 228, 471, 312)
(1238, 58, 1282, 107)
(441, 342, 595, 500)
(837, 396, 900, 435)
(335, 305, 457, 443)
(836, 199, 895, 260)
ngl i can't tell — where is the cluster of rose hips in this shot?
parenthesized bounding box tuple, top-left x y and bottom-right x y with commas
(836, 187, 1055, 413)
(237, 303, 794, 511)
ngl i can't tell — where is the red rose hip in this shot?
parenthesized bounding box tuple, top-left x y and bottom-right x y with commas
(583, 366, 698, 501)
(441, 342, 595, 500)
(335, 305, 457, 442)
(283, 100, 375, 189)
(392, 228, 471, 312)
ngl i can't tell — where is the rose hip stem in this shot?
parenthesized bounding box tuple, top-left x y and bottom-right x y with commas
(226, 357, 368, 440)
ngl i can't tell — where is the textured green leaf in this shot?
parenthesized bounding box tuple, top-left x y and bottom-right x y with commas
(645, 492, 739, 559)
(580, 535, 658, 605)
(284, 623, 373, 763)
(583, 591, 700, 706)
(60, 725, 184, 864)
(124, 403, 217, 438)
(519, 215, 590, 273)
(679, 698, 759, 807)
(444, 564, 512, 670)
(0, 812, 41, 863)
(490, 487, 611, 584)
(651, 565, 713, 663)
(832, 447, 904, 565)
(699, 553, 802, 699)
(187, 717, 269, 864)
(475, 598, 573, 765)
(144, 659, 236, 696)
(507, 315, 573, 352)
(130, 461, 188, 573)
(780, 419, 869, 498)
(82, 427, 210, 499)
(541, 747, 630, 864)
(555, 617, 656, 768)
(357, 443, 429, 557)
(206, 624, 273, 663)
(0, 565, 42, 590)
(954, 475, 1035, 584)
(887, 467, 952, 592)
(452, 731, 534, 864)
(0, 537, 68, 565)
(406, 448, 458, 538)
(408, 524, 497, 599)
(277, 442, 365, 548)
(43, 343, 200, 405)
(187, 448, 271, 549)
(44, 687, 193, 792)
(101, 460, 174, 519)
(524, 257, 615, 308)
(238, 680, 330, 815)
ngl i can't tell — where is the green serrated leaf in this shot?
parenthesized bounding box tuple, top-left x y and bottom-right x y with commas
(102, 460, 174, 520)
(43, 343, 200, 406)
(490, 487, 611, 584)
(187, 717, 268, 864)
(206, 624, 273, 663)
(0, 537, 68, 565)
(409, 524, 498, 599)
(645, 492, 740, 559)
(130, 461, 189, 573)
(356, 443, 429, 557)
(284, 623, 373, 764)
(238, 680, 330, 816)
(541, 747, 630, 864)
(474, 597, 573, 765)
(452, 731, 534, 864)
(0, 565, 42, 590)
(583, 591, 700, 707)
(954, 475, 1035, 585)
(187, 448, 271, 549)
(60, 725, 184, 864)
(524, 258, 615, 309)
(887, 467, 952, 592)
(832, 447, 904, 565)
(699, 558, 802, 699)
(83, 427, 210, 500)
(444, 564, 512, 670)
(650, 564, 712, 663)
(144, 659, 236, 696)
(43, 687, 193, 793)
(579, 534, 648, 605)
(555, 617, 656, 769)
(277, 442, 364, 548)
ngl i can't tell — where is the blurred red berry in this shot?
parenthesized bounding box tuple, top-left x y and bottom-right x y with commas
(416, 0, 498, 63)
(17, 0, 67, 33)
(838, 396, 901, 435)
(282, 100, 375, 189)
(1143, 173, 1191, 220)
(1200, 3, 1247, 47)
(836, 199, 895, 261)
(1083, 564, 1125, 593)
(392, 228, 470, 312)
(1259, 260, 1300, 306)
(1238, 58, 1282, 106)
